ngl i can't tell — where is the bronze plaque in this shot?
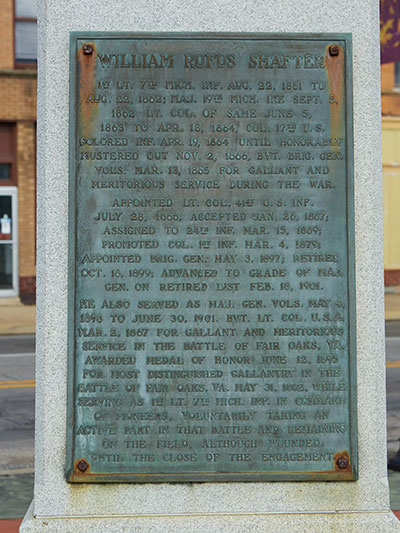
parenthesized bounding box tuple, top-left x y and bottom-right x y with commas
(66, 33, 356, 482)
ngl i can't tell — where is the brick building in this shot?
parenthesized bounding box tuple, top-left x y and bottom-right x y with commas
(0, 0, 37, 304)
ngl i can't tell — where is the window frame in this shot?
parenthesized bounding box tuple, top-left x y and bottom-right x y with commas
(0, 186, 19, 297)
(14, 0, 37, 68)
(0, 122, 17, 187)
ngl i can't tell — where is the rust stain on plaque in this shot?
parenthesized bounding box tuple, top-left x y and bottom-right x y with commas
(334, 450, 351, 473)
(77, 43, 98, 138)
(73, 458, 90, 478)
(325, 44, 344, 141)
(310, 450, 353, 480)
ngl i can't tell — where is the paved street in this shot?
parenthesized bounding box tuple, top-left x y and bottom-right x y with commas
(386, 322, 400, 458)
(0, 335, 35, 475)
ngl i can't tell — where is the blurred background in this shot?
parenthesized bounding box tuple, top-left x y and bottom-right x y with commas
(2, 0, 400, 529)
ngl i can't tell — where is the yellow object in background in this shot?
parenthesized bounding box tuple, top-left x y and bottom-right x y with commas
(382, 117, 400, 269)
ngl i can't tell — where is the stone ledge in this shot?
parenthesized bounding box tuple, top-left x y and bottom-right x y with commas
(20, 501, 400, 532)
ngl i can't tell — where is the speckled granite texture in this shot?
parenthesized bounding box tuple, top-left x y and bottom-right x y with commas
(22, 0, 400, 530)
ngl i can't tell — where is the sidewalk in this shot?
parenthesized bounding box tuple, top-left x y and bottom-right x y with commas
(0, 298, 35, 335)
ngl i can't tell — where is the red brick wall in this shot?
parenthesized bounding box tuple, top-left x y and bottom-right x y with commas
(385, 270, 400, 286)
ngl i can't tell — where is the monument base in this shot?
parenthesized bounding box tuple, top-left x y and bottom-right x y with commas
(20, 501, 400, 532)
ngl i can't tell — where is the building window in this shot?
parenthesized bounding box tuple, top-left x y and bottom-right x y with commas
(0, 164, 12, 181)
(15, 0, 37, 65)
(0, 124, 16, 186)
(395, 62, 400, 88)
(0, 188, 18, 296)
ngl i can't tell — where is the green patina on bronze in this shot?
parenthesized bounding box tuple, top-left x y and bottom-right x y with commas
(66, 33, 356, 482)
